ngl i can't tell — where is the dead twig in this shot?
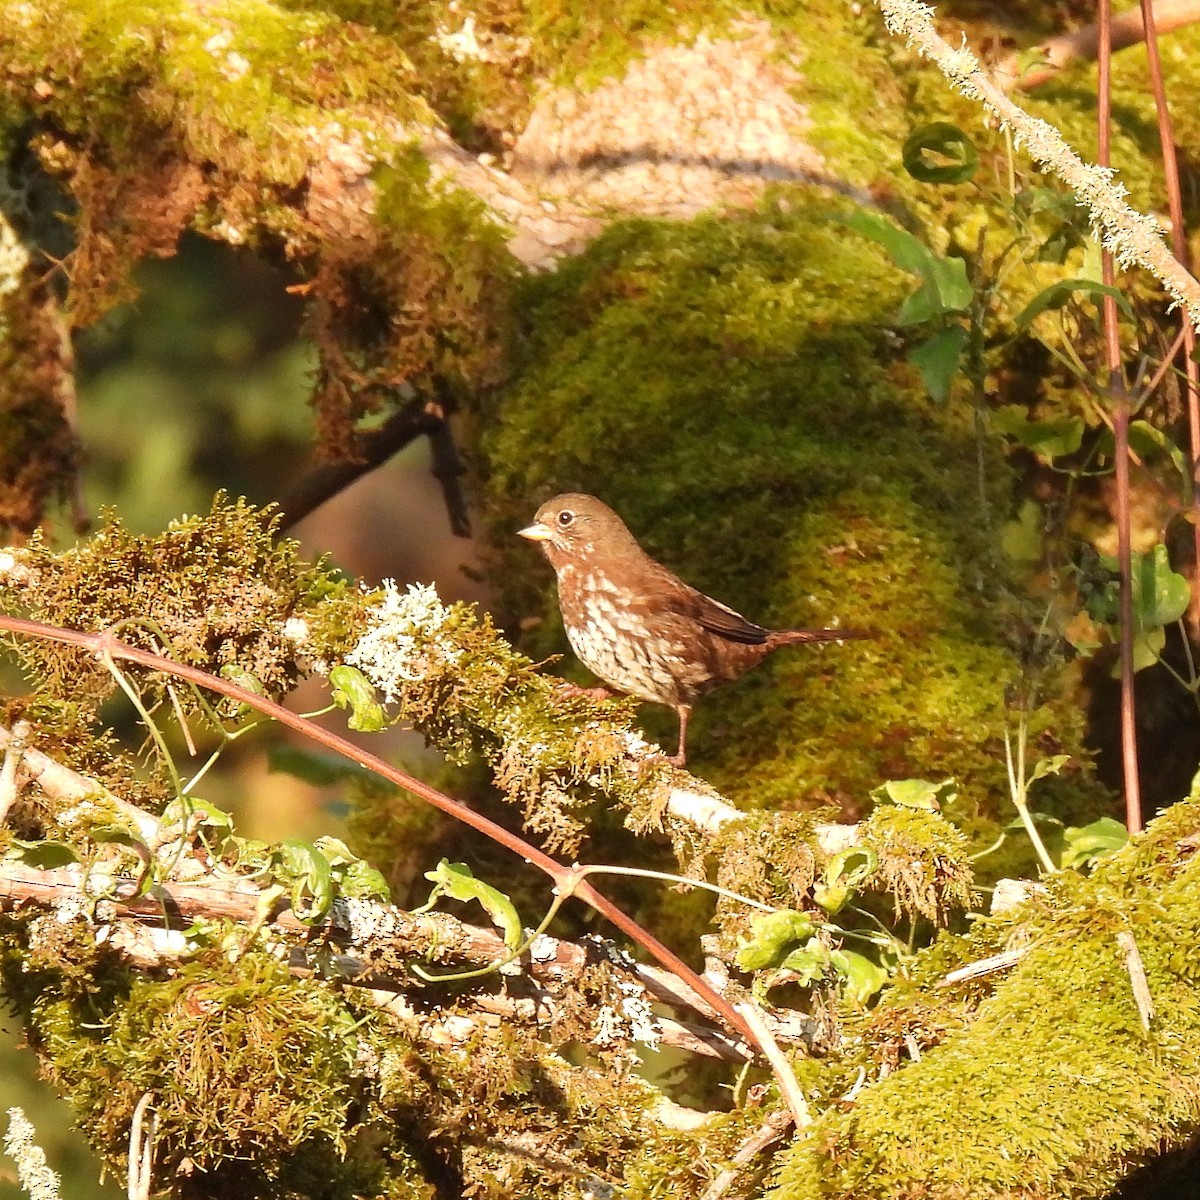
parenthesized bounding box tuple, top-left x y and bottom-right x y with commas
(1116, 929, 1155, 1030)
(699, 1108, 795, 1200)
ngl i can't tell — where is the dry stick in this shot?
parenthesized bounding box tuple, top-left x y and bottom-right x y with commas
(0, 718, 29, 825)
(1116, 929, 1155, 1030)
(1002, 0, 1200, 93)
(735, 1002, 810, 1130)
(1097, 0, 1144, 834)
(0, 614, 758, 1059)
(274, 402, 444, 535)
(698, 1108, 795, 1200)
(1139, 0, 1200, 637)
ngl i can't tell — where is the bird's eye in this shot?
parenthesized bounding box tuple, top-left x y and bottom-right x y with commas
(557, 509, 575, 527)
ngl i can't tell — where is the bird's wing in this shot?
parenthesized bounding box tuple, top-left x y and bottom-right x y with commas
(649, 573, 770, 645)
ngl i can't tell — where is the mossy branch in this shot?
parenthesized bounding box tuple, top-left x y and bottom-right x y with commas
(0, 613, 766, 1051)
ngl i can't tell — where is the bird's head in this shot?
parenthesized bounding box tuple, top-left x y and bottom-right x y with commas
(518, 493, 639, 569)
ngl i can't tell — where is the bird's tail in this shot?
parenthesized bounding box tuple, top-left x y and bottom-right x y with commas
(769, 627, 872, 648)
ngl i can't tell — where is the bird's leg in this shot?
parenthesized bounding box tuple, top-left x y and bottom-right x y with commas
(667, 705, 691, 767)
(556, 681, 617, 701)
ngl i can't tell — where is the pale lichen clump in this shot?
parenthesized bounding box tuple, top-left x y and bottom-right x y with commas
(3, 1108, 61, 1200)
(346, 581, 464, 698)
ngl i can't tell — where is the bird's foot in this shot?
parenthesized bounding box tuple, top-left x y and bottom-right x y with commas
(556, 682, 617, 702)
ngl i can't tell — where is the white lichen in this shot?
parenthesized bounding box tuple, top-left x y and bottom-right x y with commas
(346, 582, 463, 701)
(4, 1109, 61, 1200)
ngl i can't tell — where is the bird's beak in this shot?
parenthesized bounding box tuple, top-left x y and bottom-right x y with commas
(518, 521, 553, 542)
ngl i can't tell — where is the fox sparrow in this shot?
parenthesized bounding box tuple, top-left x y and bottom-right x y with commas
(519, 493, 868, 765)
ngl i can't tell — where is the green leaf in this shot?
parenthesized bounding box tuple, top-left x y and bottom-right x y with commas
(909, 325, 968, 402)
(870, 777, 957, 812)
(219, 664, 265, 695)
(423, 859, 523, 950)
(896, 256, 972, 325)
(1060, 817, 1129, 870)
(329, 665, 386, 732)
(902, 122, 978, 184)
(779, 939, 832, 986)
(735, 909, 818, 971)
(1001, 500, 1044, 564)
(1132, 544, 1191, 629)
(837, 210, 934, 276)
(814, 847, 877, 913)
(8, 839, 80, 869)
(338, 859, 392, 902)
(1026, 754, 1070, 785)
(276, 838, 335, 922)
(1129, 625, 1166, 674)
(829, 949, 889, 1004)
(1128, 421, 1191, 500)
(1014, 279, 1134, 329)
(991, 405, 1084, 460)
(838, 212, 972, 324)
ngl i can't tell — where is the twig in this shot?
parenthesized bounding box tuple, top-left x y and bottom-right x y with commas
(735, 1002, 811, 1129)
(1097, 0, 1145, 834)
(0, 719, 29, 825)
(0, 723, 161, 844)
(698, 1108, 795, 1200)
(126, 1093, 156, 1200)
(1116, 929, 1155, 1030)
(426, 384, 472, 537)
(938, 946, 1028, 986)
(997, 0, 1200, 93)
(274, 401, 442, 533)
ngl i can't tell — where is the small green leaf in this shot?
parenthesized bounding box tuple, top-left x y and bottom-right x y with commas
(1014, 279, 1134, 329)
(1133, 544, 1191, 629)
(1127, 421, 1191, 500)
(277, 839, 335, 922)
(896, 257, 972, 325)
(219, 665, 265, 695)
(779, 939, 831, 986)
(814, 847, 877, 913)
(1060, 817, 1128, 870)
(829, 949, 888, 1004)
(329, 665, 386, 732)
(991, 406, 1084, 460)
(909, 325, 968, 402)
(1026, 754, 1070, 785)
(423, 859, 523, 950)
(735, 909, 818, 971)
(870, 778, 957, 812)
(338, 859, 392, 902)
(8, 839, 80, 869)
(837, 210, 935, 276)
(1001, 500, 1044, 564)
(902, 122, 978, 184)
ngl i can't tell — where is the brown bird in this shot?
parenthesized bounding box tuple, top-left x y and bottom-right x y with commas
(518, 493, 869, 765)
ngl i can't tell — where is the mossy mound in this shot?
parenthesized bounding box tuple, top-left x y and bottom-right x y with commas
(772, 796, 1200, 1200)
(478, 197, 1102, 822)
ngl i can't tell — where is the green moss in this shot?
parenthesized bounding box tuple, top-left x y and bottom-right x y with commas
(479, 200, 1098, 818)
(7, 495, 355, 713)
(772, 799, 1200, 1199)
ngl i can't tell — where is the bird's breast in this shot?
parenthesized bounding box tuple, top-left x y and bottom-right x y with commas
(556, 568, 717, 706)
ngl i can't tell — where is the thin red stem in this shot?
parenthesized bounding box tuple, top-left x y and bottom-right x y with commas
(1098, 0, 1143, 833)
(1139, 0, 1200, 633)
